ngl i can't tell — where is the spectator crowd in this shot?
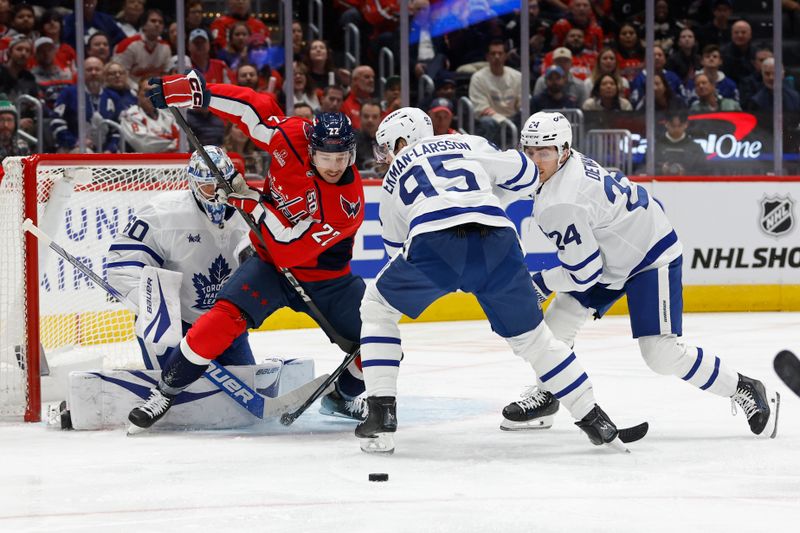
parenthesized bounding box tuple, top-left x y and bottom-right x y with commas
(0, 0, 798, 175)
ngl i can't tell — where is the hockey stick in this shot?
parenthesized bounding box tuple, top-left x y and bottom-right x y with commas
(774, 350, 800, 397)
(22, 218, 328, 419)
(279, 348, 361, 425)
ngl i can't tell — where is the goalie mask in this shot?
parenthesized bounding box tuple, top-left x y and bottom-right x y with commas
(187, 146, 236, 225)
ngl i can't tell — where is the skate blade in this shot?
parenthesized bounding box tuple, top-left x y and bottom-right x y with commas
(359, 433, 395, 455)
(126, 423, 148, 436)
(499, 416, 554, 431)
(319, 407, 365, 422)
(763, 391, 780, 439)
(604, 437, 630, 454)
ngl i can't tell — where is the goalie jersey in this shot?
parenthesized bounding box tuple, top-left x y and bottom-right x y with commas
(106, 190, 250, 324)
(380, 133, 539, 257)
(534, 150, 682, 293)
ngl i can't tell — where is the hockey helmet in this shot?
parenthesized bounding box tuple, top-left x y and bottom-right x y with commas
(519, 112, 573, 161)
(309, 112, 357, 171)
(373, 107, 433, 164)
(187, 146, 236, 225)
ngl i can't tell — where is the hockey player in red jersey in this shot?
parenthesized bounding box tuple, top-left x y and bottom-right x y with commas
(128, 70, 368, 431)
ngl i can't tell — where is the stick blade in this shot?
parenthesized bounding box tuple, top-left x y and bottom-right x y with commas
(261, 374, 334, 419)
(774, 350, 800, 397)
(618, 422, 649, 443)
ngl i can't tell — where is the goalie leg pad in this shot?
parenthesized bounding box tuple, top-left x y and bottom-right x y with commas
(185, 299, 247, 360)
(639, 335, 738, 397)
(506, 322, 596, 420)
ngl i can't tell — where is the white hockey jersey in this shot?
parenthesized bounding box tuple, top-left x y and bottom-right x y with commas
(380, 134, 539, 257)
(535, 150, 682, 293)
(106, 190, 250, 324)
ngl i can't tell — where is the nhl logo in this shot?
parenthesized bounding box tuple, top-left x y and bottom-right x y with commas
(759, 195, 794, 236)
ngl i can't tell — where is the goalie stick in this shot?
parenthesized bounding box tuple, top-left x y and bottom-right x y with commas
(22, 218, 329, 420)
(774, 350, 800, 398)
(169, 107, 361, 417)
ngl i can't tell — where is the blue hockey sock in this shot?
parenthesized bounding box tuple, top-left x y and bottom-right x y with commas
(336, 366, 365, 399)
(159, 342, 209, 395)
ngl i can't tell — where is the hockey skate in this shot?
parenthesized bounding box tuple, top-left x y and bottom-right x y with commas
(127, 387, 175, 435)
(575, 404, 629, 453)
(319, 389, 368, 421)
(355, 396, 397, 454)
(731, 374, 780, 438)
(500, 386, 560, 431)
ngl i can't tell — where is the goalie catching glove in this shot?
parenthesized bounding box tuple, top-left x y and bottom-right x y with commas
(147, 69, 210, 109)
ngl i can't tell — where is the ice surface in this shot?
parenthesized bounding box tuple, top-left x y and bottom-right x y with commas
(1, 312, 799, 532)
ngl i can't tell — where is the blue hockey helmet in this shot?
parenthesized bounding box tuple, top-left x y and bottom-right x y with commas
(187, 146, 236, 225)
(308, 112, 357, 174)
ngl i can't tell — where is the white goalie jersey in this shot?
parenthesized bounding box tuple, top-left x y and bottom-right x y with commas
(106, 190, 250, 324)
(535, 150, 682, 293)
(379, 134, 539, 257)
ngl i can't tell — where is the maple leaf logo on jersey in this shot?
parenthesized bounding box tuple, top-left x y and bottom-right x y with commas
(192, 255, 233, 310)
(340, 195, 361, 219)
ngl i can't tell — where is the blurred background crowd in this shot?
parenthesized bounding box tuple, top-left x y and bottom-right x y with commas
(0, 0, 798, 176)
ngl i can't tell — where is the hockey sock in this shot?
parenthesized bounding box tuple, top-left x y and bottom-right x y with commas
(185, 299, 248, 359)
(506, 322, 595, 420)
(360, 284, 403, 397)
(336, 360, 365, 399)
(638, 336, 737, 397)
(159, 339, 210, 394)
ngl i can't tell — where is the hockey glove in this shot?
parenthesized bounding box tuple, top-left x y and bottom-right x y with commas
(530, 272, 552, 303)
(216, 172, 263, 214)
(146, 70, 210, 109)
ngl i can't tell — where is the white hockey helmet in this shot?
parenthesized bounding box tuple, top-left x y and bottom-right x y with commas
(519, 112, 573, 161)
(187, 146, 236, 225)
(373, 107, 434, 164)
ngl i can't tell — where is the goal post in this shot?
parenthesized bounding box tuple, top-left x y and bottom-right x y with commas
(1, 153, 197, 421)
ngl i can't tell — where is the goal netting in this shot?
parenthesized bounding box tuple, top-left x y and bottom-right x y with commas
(0, 154, 191, 421)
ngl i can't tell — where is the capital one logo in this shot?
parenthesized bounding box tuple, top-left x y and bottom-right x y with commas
(630, 113, 764, 160)
(690, 112, 761, 160)
(759, 195, 795, 237)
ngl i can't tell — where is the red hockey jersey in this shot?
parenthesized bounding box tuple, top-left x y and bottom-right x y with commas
(207, 83, 365, 282)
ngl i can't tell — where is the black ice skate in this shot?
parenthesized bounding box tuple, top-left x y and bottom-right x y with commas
(731, 374, 780, 438)
(319, 389, 368, 421)
(355, 396, 397, 454)
(127, 387, 175, 435)
(575, 404, 628, 452)
(500, 386, 560, 431)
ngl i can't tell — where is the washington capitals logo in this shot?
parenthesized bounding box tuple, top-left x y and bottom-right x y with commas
(192, 255, 233, 310)
(759, 195, 794, 237)
(340, 195, 361, 219)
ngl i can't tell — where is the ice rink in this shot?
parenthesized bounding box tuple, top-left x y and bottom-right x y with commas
(1, 311, 799, 532)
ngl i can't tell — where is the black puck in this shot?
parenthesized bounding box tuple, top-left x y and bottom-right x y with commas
(368, 473, 389, 482)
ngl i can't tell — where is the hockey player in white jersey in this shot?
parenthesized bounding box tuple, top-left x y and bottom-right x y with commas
(502, 111, 779, 438)
(356, 107, 635, 454)
(106, 146, 254, 369)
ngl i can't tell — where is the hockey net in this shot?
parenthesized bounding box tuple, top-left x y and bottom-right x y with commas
(0, 154, 193, 421)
